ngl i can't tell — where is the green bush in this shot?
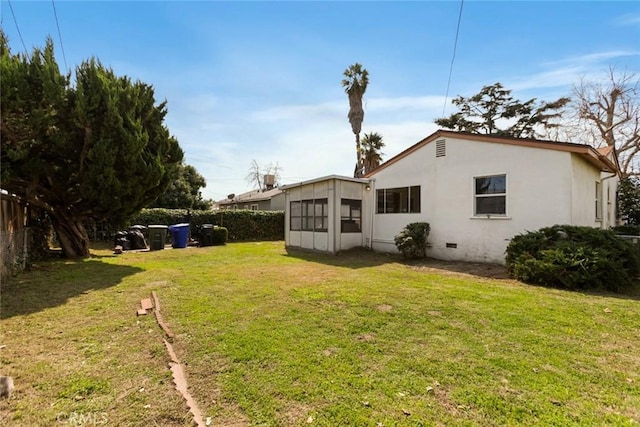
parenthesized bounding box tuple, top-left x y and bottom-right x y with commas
(394, 222, 430, 259)
(506, 225, 640, 292)
(127, 208, 284, 242)
(611, 224, 640, 236)
(211, 226, 228, 245)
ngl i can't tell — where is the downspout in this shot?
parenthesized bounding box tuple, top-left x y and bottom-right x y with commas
(368, 178, 376, 249)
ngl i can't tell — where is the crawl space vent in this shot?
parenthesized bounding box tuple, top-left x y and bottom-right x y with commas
(436, 139, 446, 158)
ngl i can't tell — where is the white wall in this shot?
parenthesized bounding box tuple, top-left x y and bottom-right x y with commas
(284, 178, 367, 253)
(602, 171, 619, 228)
(371, 136, 588, 264)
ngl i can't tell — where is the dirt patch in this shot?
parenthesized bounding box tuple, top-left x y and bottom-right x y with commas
(376, 304, 393, 313)
(356, 333, 376, 342)
(322, 347, 340, 357)
(277, 401, 313, 425)
(410, 258, 510, 280)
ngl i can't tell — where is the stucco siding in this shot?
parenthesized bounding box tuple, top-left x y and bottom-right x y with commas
(371, 136, 577, 263)
(570, 155, 602, 227)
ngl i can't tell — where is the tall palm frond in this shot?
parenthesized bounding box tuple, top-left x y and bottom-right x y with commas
(342, 63, 369, 177)
(360, 132, 384, 175)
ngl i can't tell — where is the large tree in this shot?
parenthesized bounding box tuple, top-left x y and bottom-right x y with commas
(360, 132, 385, 175)
(1, 34, 183, 257)
(569, 69, 639, 176)
(436, 82, 570, 139)
(342, 63, 369, 178)
(245, 159, 282, 190)
(617, 176, 640, 225)
(149, 162, 211, 210)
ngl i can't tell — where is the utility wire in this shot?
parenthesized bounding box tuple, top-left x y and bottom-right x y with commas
(441, 0, 464, 118)
(7, 0, 28, 54)
(51, 0, 68, 72)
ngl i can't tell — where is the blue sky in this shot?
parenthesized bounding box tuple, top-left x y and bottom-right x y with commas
(2, 1, 639, 201)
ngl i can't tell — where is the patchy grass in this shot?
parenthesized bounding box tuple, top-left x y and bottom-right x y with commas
(1, 242, 639, 426)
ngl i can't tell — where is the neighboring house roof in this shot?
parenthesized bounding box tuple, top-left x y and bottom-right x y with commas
(597, 145, 622, 173)
(217, 187, 283, 205)
(365, 130, 618, 178)
(597, 145, 614, 157)
(280, 175, 369, 190)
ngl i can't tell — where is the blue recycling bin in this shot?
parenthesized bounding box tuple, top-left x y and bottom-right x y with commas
(168, 223, 190, 249)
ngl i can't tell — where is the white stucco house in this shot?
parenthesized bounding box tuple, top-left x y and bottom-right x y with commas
(281, 130, 619, 264)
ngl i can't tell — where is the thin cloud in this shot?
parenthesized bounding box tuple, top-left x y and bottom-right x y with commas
(509, 50, 640, 92)
(542, 50, 640, 67)
(615, 13, 640, 27)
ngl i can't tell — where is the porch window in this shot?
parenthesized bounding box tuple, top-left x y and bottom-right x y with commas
(474, 174, 506, 215)
(341, 199, 361, 233)
(290, 201, 301, 231)
(376, 186, 421, 214)
(291, 198, 328, 232)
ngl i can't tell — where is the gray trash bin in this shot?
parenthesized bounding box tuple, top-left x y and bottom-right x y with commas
(148, 225, 168, 250)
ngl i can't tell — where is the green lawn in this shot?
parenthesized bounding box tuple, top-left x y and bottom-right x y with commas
(1, 241, 639, 426)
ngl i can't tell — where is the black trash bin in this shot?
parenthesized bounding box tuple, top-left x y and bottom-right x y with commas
(200, 224, 214, 247)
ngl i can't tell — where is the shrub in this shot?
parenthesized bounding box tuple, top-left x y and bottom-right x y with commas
(394, 222, 430, 259)
(611, 224, 640, 236)
(506, 225, 640, 292)
(211, 226, 228, 245)
(126, 208, 283, 242)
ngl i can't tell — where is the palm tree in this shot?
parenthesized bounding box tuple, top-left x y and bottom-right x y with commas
(360, 132, 385, 175)
(342, 63, 369, 178)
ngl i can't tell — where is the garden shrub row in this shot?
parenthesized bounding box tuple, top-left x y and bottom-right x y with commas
(506, 225, 640, 292)
(127, 208, 284, 242)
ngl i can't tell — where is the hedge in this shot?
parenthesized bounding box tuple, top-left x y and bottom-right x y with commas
(611, 224, 640, 236)
(127, 208, 284, 242)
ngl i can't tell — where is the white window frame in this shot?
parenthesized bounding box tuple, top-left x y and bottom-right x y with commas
(473, 174, 507, 217)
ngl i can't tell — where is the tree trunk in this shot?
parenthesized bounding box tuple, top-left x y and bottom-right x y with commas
(354, 132, 363, 178)
(49, 210, 91, 258)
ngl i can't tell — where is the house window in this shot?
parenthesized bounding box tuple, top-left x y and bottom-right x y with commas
(595, 181, 602, 220)
(251, 204, 259, 211)
(474, 175, 506, 215)
(341, 199, 361, 233)
(376, 186, 421, 214)
(290, 198, 328, 232)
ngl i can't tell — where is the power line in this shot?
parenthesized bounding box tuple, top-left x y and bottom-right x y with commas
(441, 0, 464, 118)
(51, 0, 68, 72)
(7, 0, 28, 54)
